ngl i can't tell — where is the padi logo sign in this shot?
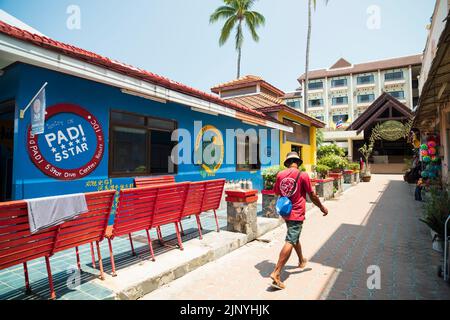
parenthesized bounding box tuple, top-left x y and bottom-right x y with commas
(45, 124, 89, 162)
(27, 104, 104, 180)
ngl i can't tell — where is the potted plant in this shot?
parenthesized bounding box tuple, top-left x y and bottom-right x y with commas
(313, 164, 330, 179)
(420, 186, 450, 253)
(345, 162, 360, 184)
(358, 143, 373, 182)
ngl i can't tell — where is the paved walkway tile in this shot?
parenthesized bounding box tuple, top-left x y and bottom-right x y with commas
(142, 175, 450, 300)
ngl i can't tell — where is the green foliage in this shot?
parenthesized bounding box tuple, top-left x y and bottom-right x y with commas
(316, 129, 324, 148)
(210, 0, 265, 77)
(317, 154, 348, 171)
(420, 186, 450, 239)
(346, 162, 360, 172)
(313, 164, 331, 179)
(261, 165, 284, 190)
(317, 144, 345, 159)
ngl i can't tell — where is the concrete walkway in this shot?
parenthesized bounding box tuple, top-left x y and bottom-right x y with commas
(142, 175, 450, 300)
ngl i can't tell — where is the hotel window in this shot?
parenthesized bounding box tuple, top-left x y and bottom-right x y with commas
(332, 96, 348, 105)
(308, 81, 323, 90)
(331, 79, 347, 88)
(384, 71, 404, 81)
(315, 115, 324, 121)
(109, 110, 177, 177)
(357, 75, 375, 85)
(308, 99, 324, 107)
(357, 94, 375, 104)
(388, 91, 405, 99)
(332, 114, 349, 123)
(286, 100, 301, 109)
(236, 135, 260, 171)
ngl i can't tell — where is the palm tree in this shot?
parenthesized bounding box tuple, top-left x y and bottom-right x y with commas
(304, 0, 329, 112)
(210, 0, 265, 78)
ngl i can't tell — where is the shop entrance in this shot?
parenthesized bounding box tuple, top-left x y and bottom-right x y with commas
(0, 101, 14, 202)
(291, 145, 303, 160)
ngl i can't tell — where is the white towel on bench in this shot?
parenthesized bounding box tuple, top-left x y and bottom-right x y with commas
(26, 193, 88, 234)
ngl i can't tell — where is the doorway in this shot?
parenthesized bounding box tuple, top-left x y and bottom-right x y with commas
(291, 145, 303, 160)
(0, 101, 14, 202)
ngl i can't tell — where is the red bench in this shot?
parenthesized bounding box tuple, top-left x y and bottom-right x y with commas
(0, 190, 115, 299)
(135, 176, 175, 188)
(107, 179, 225, 276)
(181, 179, 225, 239)
(106, 182, 189, 276)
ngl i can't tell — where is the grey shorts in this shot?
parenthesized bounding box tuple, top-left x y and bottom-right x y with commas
(285, 220, 303, 245)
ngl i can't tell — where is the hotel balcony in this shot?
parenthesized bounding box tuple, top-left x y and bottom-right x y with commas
(384, 79, 406, 86)
(356, 82, 376, 89)
(308, 88, 324, 94)
(330, 86, 349, 92)
(356, 102, 372, 108)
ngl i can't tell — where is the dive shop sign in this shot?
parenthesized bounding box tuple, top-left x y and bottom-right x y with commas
(27, 104, 104, 180)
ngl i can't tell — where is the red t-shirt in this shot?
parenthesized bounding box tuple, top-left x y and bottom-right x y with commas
(274, 168, 313, 221)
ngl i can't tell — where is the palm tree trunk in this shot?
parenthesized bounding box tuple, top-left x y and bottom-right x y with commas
(237, 19, 243, 79)
(237, 47, 242, 78)
(304, 0, 312, 113)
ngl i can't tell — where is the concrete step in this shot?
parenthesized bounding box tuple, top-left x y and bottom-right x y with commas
(92, 217, 284, 300)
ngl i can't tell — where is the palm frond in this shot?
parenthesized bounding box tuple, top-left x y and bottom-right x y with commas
(209, 5, 236, 24)
(246, 10, 265, 26)
(243, 12, 262, 42)
(219, 15, 238, 46)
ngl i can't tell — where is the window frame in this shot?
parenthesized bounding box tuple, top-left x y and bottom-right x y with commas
(332, 96, 349, 106)
(387, 90, 405, 100)
(108, 110, 178, 178)
(357, 93, 375, 104)
(384, 71, 404, 82)
(331, 78, 348, 88)
(357, 74, 375, 85)
(308, 98, 324, 107)
(308, 81, 324, 90)
(235, 135, 261, 172)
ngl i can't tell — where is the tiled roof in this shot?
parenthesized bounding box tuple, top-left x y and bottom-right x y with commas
(211, 75, 285, 96)
(329, 58, 352, 69)
(226, 93, 285, 110)
(0, 20, 274, 122)
(298, 54, 422, 81)
(226, 93, 325, 128)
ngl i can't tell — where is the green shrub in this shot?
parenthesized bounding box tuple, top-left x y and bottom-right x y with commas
(346, 162, 360, 171)
(313, 164, 330, 179)
(420, 186, 450, 239)
(261, 165, 284, 190)
(317, 154, 348, 171)
(317, 144, 345, 159)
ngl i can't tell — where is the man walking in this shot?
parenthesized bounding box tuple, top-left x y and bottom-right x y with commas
(270, 152, 328, 290)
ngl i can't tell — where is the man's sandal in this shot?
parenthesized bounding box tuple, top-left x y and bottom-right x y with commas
(299, 258, 308, 269)
(270, 276, 286, 290)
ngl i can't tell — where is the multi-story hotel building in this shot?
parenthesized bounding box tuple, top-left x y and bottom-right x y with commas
(287, 54, 422, 129)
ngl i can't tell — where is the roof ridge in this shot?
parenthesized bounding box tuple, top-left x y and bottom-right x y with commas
(0, 19, 276, 122)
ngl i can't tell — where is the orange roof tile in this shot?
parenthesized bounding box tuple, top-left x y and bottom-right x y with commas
(211, 75, 285, 97)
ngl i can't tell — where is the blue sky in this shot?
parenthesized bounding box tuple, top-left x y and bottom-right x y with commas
(0, 0, 434, 92)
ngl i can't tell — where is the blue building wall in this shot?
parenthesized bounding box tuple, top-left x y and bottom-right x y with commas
(0, 63, 280, 201)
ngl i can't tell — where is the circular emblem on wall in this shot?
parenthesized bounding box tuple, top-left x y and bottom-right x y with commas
(27, 103, 104, 180)
(194, 125, 224, 176)
(378, 120, 407, 142)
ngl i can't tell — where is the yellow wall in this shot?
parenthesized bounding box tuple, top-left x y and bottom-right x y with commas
(278, 111, 317, 172)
